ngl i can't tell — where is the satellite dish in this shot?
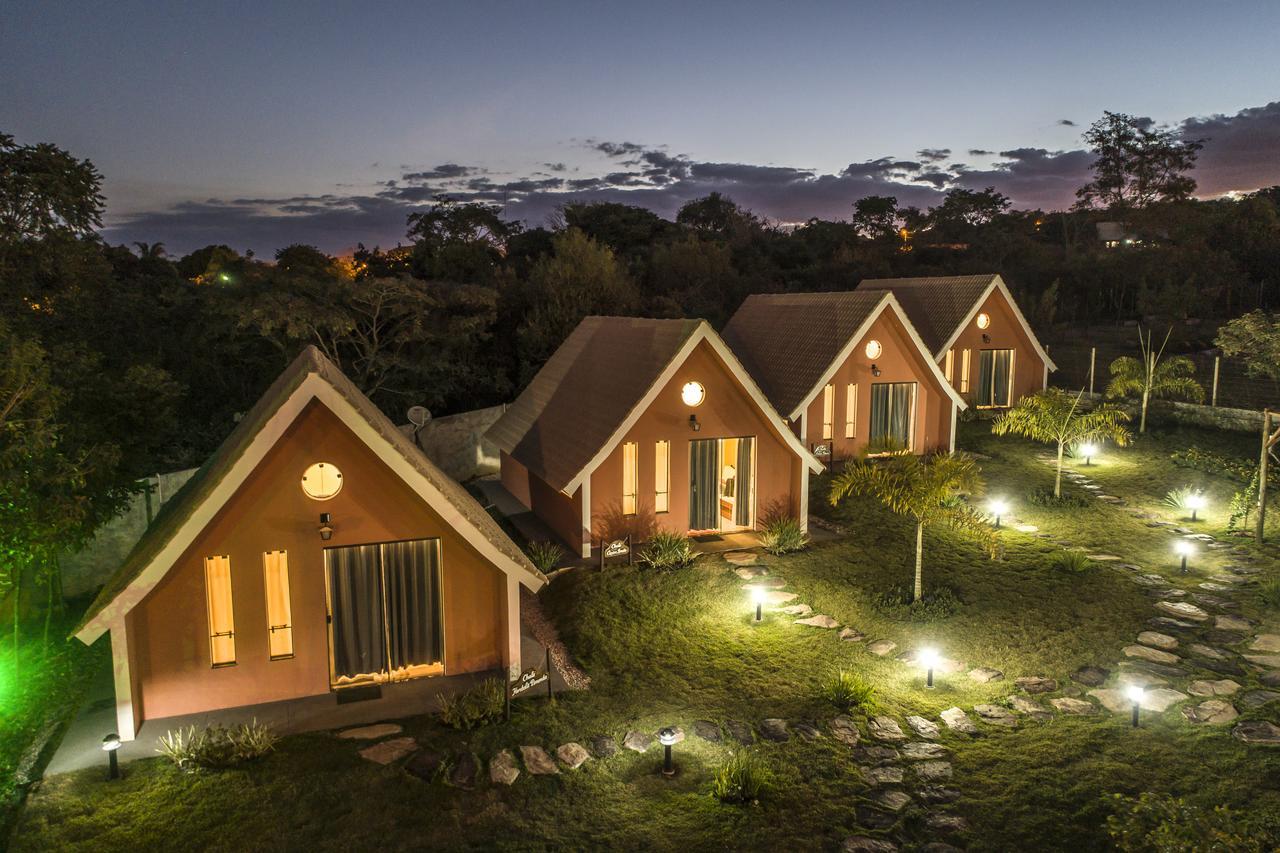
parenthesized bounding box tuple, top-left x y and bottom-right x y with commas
(407, 406, 432, 428)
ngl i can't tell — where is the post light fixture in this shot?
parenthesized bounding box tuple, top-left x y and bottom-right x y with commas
(988, 498, 1009, 529)
(1125, 685, 1144, 728)
(752, 586, 764, 622)
(319, 512, 334, 541)
(919, 647, 939, 689)
(658, 726, 677, 776)
(688, 414, 700, 432)
(1186, 492, 1207, 522)
(1079, 442, 1099, 466)
(1175, 540, 1194, 574)
(102, 733, 122, 780)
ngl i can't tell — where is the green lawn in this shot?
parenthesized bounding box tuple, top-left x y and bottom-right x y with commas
(12, 423, 1280, 851)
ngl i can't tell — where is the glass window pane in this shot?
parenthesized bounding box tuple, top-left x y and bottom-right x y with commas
(845, 383, 856, 438)
(822, 384, 834, 440)
(654, 440, 669, 513)
(622, 442, 637, 515)
(263, 551, 294, 659)
(204, 555, 236, 666)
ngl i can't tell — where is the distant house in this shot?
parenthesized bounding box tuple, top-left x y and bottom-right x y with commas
(857, 274, 1056, 408)
(1096, 221, 1140, 248)
(74, 347, 545, 741)
(486, 317, 823, 557)
(722, 291, 965, 463)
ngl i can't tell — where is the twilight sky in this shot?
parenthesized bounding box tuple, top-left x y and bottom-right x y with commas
(4, 0, 1280, 255)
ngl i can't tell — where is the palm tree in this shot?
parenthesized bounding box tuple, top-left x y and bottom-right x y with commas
(991, 388, 1132, 497)
(133, 241, 167, 259)
(829, 451, 999, 602)
(1105, 327, 1204, 433)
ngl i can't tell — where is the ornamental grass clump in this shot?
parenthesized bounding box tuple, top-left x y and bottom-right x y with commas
(1053, 550, 1093, 574)
(637, 530, 695, 569)
(526, 540, 565, 574)
(438, 677, 506, 730)
(711, 751, 773, 804)
(759, 515, 809, 555)
(157, 720, 278, 770)
(819, 668, 876, 711)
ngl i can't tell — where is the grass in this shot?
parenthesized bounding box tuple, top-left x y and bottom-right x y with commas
(12, 422, 1280, 851)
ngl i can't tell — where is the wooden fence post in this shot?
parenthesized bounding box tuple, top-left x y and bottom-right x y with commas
(1088, 347, 1096, 396)
(1211, 357, 1220, 407)
(1260, 410, 1273, 545)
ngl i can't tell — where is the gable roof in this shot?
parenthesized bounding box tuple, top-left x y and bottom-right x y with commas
(857, 274, 1057, 371)
(74, 346, 544, 645)
(722, 290, 966, 420)
(486, 316, 822, 494)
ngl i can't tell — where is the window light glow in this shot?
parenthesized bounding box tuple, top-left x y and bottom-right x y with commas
(976, 312, 991, 329)
(301, 462, 343, 500)
(865, 339, 883, 359)
(681, 381, 705, 406)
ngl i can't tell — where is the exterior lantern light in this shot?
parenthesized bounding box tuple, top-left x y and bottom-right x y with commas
(1186, 492, 1206, 522)
(688, 414, 700, 432)
(1079, 443, 1099, 466)
(752, 586, 764, 622)
(658, 727, 678, 776)
(988, 498, 1009, 529)
(681, 381, 705, 407)
(919, 647, 939, 689)
(102, 733, 122, 780)
(318, 512, 334, 541)
(1125, 685, 1144, 728)
(870, 364, 882, 377)
(1175, 540, 1194, 574)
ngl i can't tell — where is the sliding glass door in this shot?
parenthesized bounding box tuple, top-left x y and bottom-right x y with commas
(977, 349, 1014, 408)
(869, 382, 916, 453)
(325, 538, 444, 687)
(689, 436, 755, 532)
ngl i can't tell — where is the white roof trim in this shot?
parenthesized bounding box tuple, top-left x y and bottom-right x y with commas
(787, 292, 967, 420)
(934, 275, 1058, 372)
(562, 322, 823, 495)
(76, 374, 542, 645)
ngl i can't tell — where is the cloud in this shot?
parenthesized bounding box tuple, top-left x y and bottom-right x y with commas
(951, 147, 1096, 208)
(917, 148, 951, 162)
(967, 149, 994, 156)
(1057, 119, 1077, 127)
(1180, 100, 1280, 196)
(402, 163, 481, 182)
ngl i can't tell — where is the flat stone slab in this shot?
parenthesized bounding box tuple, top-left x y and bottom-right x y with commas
(1156, 601, 1209, 621)
(939, 707, 977, 734)
(1215, 615, 1254, 631)
(914, 760, 953, 781)
(759, 718, 790, 742)
(794, 722, 822, 741)
(1188, 679, 1241, 696)
(969, 667, 1003, 683)
(693, 720, 722, 742)
(1239, 690, 1280, 710)
(842, 836, 899, 853)
(795, 614, 840, 629)
(725, 720, 755, 744)
(1233, 720, 1280, 745)
(520, 745, 559, 775)
(918, 786, 962, 805)
(1016, 676, 1057, 694)
(1071, 665, 1110, 687)
(852, 745, 900, 765)
(623, 731, 653, 752)
(839, 627, 866, 642)
(556, 742, 591, 769)
(489, 749, 519, 785)
(871, 789, 913, 812)
(590, 735, 618, 758)
(1198, 582, 1233, 592)
(867, 639, 897, 656)
(404, 749, 444, 781)
(358, 736, 417, 765)
(830, 715, 861, 746)
(733, 567, 763, 580)
(1187, 643, 1229, 660)
(780, 604, 813, 616)
(974, 704, 1018, 727)
(724, 551, 760, 566)
(854, 806, 898, 830)
(1014, 523, 1039, 532)
(1051, 697, 1096, 714)
(338, 723, 403, 740)
(1124, 644, 1181, 665)
(1087, 554, 1122, 561)
(864, 765, 904, 785)
(742, 577, 787, 590)
(1091, 687, 1187, 713)
(1149, 616, 1197, 632)
(448, 752, 478, 788)
(1182, 700, 1239, 725)
(927, 815, 970, 834)
(762, 590, 798, 605)
(868, 716, 906, 741)
(1137, 631, 1178, 650)
(1009, 696, 1052, 720)
(1252, 635, 1280, 653)
(1245, 654, 1280, 668)
(901, 741, 949, 761)
(906, 715, 941, 739)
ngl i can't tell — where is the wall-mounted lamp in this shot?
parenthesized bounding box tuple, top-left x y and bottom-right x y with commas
(870, 364, 882, 377)
(982, 333, 991, 343)
(319, 512, 334, 541)
(689, 414, 700, 432)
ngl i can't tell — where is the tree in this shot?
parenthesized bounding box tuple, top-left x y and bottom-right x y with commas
(1075, 112, 1203, 215)
(676, 192, 759, 236)
(405, 196, 521, 283)
(1105, 327, 1204, 433)
(828, 451, 998, 602)
(991, 388, 1132, 497)
(928, 187, 1011, 231)
(1215, 311, 1280, 383)
(851, 195, 900, 242)
(0, 132, 103, 247)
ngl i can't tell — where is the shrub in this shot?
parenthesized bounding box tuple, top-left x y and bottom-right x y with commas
(818, 668, 876, 711)
(1027, 486, 1090, 508)
(1106, 792, 1273, 852)
(637, 530, 695, 569)
(711, 752, 773, 804)
(156, 720, 278, 770)
(526, 540, 565, 574)
(1053, 550, 1093, 573)
(872, 585, 961, 622)
(1172, 446, 1277, 487)
(759, 515, 809, 555)
(1259, 578, 1280, 610)
(438, 677, 506, 730)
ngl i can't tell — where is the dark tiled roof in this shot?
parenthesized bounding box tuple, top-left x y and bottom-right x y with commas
(721, 291, 889, 418)
(486, 317, 703, 493)
(857, 275, 998, 356)
(76, 346, 542, 639)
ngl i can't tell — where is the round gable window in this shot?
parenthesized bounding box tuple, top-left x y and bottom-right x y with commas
(865, 339, 883, 359)
(301, 462, 343, 500)
(976, 312, 991, 330)
(681, 381, 705, 407)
